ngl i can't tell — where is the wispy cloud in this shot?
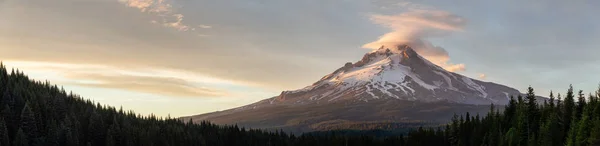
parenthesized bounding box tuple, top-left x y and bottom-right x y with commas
(163, 13, 189, 31)
(198, 25, 212, 29)
(363, 9, 467, 72)
(119, 0, 190, 31)
(67, 73, 227, 97)
(3, 60, 251, 98)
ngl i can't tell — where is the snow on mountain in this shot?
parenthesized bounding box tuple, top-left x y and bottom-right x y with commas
(263, 45, 519, 106)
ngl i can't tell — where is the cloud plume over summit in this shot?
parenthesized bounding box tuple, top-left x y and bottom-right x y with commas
(363, 10, 467, 72)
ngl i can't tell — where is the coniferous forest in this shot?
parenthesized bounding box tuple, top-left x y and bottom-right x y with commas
(1, 63, 600, 146)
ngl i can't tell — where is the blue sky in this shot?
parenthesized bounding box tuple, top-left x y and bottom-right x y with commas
(1, 0, 599, 117)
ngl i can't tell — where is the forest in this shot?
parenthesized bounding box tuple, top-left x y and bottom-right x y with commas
(1, 63, 599, 146)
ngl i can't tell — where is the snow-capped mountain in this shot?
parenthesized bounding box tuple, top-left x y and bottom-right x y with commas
(270, 44, 517, 105)
(184, 45, 522, 134)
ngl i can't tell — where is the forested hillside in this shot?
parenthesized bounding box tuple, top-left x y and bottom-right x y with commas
(1, 63, 599, 146)
(403, 86, 600, 146)
(0, 63, 319, 146)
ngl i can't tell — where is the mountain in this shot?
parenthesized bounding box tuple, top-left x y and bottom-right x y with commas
(272, 44, 518, 105)
(184, 45, 522, 134)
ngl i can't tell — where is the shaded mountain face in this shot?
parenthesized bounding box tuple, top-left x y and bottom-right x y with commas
(185, 45, 521, 134)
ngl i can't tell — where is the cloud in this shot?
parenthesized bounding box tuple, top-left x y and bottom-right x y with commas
(3, 61, 247, 98)
(363, 10, 467, 72)
(119, 0, 190, 31)
(198, 25, 212, 29)
(67, 73, 228, 97)
(445, 64, 466, 72)
(163, 13, 189, 31)
(479, 74, 487, 79)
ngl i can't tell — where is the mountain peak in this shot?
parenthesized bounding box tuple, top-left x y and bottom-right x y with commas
(272, 44, 519, 105)
(306, 44, 437, 89)
(371, 45, 420, 59)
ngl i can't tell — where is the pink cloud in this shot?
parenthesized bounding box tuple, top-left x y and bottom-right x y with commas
(363, 10, 467, 72)
(119, 0, 190, 31)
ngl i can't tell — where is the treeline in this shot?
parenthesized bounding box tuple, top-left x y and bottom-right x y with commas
(1, 62, 600, 146)
(404, 86, 600, 146)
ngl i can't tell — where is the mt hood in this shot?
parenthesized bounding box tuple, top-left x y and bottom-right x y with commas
(185, 45, 521, 133)
(274, 45, 515, 105)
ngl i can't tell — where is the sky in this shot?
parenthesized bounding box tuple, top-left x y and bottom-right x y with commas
(1, 0, 599, 117)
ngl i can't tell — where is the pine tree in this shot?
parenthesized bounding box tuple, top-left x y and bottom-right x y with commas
(0, 117, 9, 146)
(1, 104, 14, 138)
(106, 117, 120, 146)
(61, 116, 78, 146)
(576, 90, 587, 121)
(564, 85, 576, 140)
(505, 128, 518, 146)
(88, 111, 105, 146)
(105, 131, 115, 146)
(19, 102, 37, 142)
(588, 117, 600, 145)
(556, 93, 566, 145)
(574, 103, 593, 146)
(13, 128, 28, 146)
(504, 96, 517, 132)
(566, 117, 578, 146)
(45, 120, 59, 146)
(539, 113, 558, 146)
(525, 87, 539, 140)
(515, 104, 529, 146)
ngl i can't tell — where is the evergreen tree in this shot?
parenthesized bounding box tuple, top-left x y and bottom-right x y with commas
(588, 117, 600, 145)
(576, 90, 587, 121)
(45, 120, 59, 146)
(87, 111, 105, 146)
(1, 104, 14, 138)
(574, 103, 593, 146)
(515, 104, 528, 146)
(0, 117, 9, 146)
(556, 93, 566, 145)
(505, 128, 518, 146)
(539, 112, 560, 146)
(525, 87, 539, 141)
(566, 117, 579, 146)
(504, 96, 517, 131)
(564, 85, 576, 140)
(13, 128, 28, 146)
(19, 102, 37, 142)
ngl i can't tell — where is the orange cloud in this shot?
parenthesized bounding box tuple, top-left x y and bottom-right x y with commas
(67, 73, 228, 97)
(119, 0, 190, 31)
(198, 25, 212, 29)
(163, 14, 189, 31)
(363, 10, 467, 72)
(1, 60, 256, 98)
(479, 74, 487, 79)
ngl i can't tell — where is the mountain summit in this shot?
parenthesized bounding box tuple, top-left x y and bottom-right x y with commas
(275, 45, 517, 105)
(185, 45, 521, 133)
